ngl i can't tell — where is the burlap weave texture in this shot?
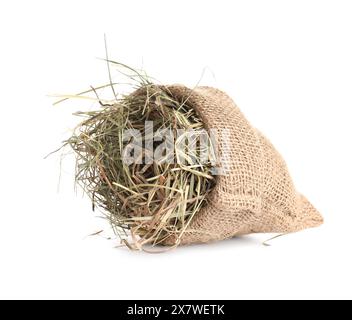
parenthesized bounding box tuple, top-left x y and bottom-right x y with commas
(162, 85, 323, 245)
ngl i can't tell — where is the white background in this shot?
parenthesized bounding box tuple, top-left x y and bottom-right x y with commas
(0, 0, 351, 300)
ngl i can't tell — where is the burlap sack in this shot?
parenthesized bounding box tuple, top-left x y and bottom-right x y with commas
(160, 85, 323, 245)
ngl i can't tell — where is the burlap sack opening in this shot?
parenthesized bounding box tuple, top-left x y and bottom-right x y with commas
(161, 85, 323, 245)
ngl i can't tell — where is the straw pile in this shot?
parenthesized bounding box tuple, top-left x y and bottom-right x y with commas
(60, 65, 216, 250)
